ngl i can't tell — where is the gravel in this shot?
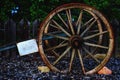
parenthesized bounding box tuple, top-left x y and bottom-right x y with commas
(0, 52, 120, 80)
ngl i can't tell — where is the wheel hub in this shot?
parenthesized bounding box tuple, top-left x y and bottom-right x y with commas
(70, 35, 84, 49)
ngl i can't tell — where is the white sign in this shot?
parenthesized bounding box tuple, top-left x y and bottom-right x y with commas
(17, 39, 38, 56)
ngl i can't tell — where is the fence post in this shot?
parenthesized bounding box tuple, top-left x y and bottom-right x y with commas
(111, 19, 120, 57)
(18, 18, 31, 41)
(4, 19, 16, 44)
(32, 19, 40, 38)
(0, 20, 5, 45)
(3, 19, 17, 58)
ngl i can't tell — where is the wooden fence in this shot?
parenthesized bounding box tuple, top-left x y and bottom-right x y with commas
(0, 18, 40, 46)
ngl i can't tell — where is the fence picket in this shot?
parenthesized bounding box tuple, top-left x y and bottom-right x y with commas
(32, 19, 40, 38)
(18, 19, 31, 41)
(4, 19, 16, 44)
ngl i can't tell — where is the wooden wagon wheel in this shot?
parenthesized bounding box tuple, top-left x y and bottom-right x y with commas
(38, 3, 114, 75)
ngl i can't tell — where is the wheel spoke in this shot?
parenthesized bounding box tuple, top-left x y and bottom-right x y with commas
(81, 18, 97, 37)
(45, 43, 68, 51)
(84, 31, 108, 40)
(52, 19, 71, 37)
(69, 48, 75, 72)
(84, 42, 109, 49)
(51, 50, 60, 58)
(76, 10, 83, 34)
(66, 9, 75, 35)
(89, 29, 99, 32)
(53, 46, 71, 65)
(82, 18, 94, 27)
(50, 23, 60, 29)
(76, 10, 83, 26)
(51, 41, 66, 58)
(57, 13, 68, 28)
(83, 47, 100, 63)
(45, 32, 69, 40)
(77, 49, 85, 74)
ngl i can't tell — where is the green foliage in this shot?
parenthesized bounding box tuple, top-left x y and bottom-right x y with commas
(0, 0, 120, 21)
(84, 0, 110, 9)
(0, 0, 16, 21)
(38, 0, 44, 2)
(83, 0, 120, 20)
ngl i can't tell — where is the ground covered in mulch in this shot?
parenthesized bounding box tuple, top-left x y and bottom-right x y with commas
(0, 53, 120, 80)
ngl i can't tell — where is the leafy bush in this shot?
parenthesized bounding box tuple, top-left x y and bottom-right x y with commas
(0, 0, 120, 21)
